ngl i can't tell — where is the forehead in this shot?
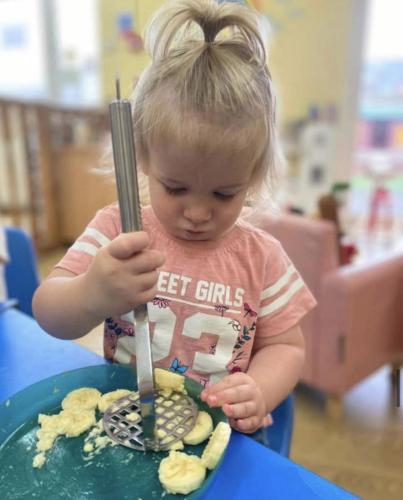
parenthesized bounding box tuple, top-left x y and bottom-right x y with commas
(149, 137, 254, 187)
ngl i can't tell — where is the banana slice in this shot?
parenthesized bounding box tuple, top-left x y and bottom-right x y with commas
(201, 422, 231, 470)
(158, 451, 206, 495)
(61, 387, 101, 411)
(97, 389, 133, 413)
(59, 409, 96, 437)
(183, 411, 213, 445)
(155, 368, 185, 394)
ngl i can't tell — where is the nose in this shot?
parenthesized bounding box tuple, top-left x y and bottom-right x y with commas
(183, 204, 212, 225)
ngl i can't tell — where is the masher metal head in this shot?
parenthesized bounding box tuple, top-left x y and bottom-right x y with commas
(103, 391, 199, 452)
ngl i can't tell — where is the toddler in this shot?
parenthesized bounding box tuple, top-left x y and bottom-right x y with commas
(33, 0, 316, 434)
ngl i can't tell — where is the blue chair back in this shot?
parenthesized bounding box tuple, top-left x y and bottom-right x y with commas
(4, 227, 40, 317)
(266, 393, 294, 457)
(251, 393, 294, 457)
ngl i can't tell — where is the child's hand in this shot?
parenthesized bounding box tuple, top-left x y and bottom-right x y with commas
(200, 372, 272, 433)
(83, 231, 165, 318)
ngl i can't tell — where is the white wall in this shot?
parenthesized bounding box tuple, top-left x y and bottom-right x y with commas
(0, 0, 47, 96)
(365, 0, 403, 61)
(54, 0, 101, 103)
(0, 0, 101, 103)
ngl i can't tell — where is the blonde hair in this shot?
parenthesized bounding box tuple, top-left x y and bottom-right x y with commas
(104, 0, 281, 205)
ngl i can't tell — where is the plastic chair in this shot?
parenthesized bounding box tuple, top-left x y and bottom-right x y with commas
(3, 227, 40, 317)
(251, 393, 294, 457)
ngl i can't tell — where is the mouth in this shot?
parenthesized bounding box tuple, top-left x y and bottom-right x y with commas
(183, 229, 208, 239)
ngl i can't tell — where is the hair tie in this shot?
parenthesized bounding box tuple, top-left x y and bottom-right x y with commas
(203, 26, 216, 44)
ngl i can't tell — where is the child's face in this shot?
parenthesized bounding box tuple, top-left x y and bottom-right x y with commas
(143, 139, 255, 242)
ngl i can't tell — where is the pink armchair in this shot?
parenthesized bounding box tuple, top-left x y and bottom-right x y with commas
(245, 210, 403, 401)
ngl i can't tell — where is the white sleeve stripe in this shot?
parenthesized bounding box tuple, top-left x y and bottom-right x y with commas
(260, 264, 297, 300)
(84, 227, 111, 247)
(70, 241, 98, 256)
(258, 277, 304, 318)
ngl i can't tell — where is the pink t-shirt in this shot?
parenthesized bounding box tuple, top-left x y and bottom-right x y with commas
(56, 204, 316, 387)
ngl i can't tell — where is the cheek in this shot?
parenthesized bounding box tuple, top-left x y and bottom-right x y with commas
(159, 197, 177, 216)
(149, 181, 164, 205)
(219, 198, 245, 222)
(150, 186, 178, 218)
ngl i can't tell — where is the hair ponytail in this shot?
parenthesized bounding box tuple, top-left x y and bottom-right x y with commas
(146, 0, 266, 65)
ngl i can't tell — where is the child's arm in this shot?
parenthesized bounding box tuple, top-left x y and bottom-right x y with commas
(33, 232, 164, 340)
(200, 324, 305, 433)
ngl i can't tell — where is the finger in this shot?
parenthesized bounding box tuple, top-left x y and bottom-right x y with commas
(203, 384, 253, 407)
(222, 400, 257, 420)
(108, 232, 150, 259)
(137, 284, 159, 305)
(125, 250, 165, 275)
(201, 372, 248, 401)
(228, 416, 260, 434)
(262, 414, 273, 427)
(234, 415, 261, 433)
(136, 270, 159, 292)
(228, 418, 238, 429)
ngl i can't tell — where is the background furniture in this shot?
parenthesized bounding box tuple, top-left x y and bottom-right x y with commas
(55, 145, 116, 242)
(4, 226, 39, 317)
(0, 97, 108, 250)
(318, 193, 343, 264)
(246, 210, 403, 405)
(0, 308, 358, 499)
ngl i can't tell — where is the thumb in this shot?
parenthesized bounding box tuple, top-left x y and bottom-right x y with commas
(108, 231, 150, 260)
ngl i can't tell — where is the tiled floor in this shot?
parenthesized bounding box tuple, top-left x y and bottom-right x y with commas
(38, 248, 403, 500)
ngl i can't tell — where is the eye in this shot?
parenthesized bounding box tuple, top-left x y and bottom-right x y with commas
(165, 186, 187, 196)
(214, 192, 236, 201)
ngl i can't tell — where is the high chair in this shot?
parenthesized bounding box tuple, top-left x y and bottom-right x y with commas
(251, 393, 294, 457)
